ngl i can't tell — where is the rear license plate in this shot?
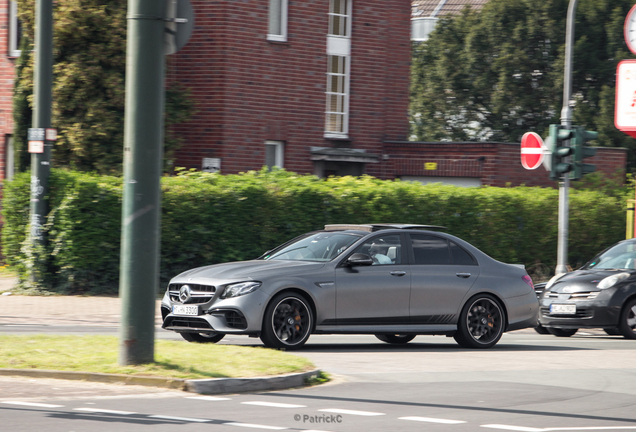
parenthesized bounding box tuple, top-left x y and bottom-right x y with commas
(172, 305, 199, 316)
(550, 304, 576, 314)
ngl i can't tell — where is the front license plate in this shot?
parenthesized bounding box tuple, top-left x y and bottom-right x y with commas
(550, 304, 576, 314)
(172, 305, 199, 316)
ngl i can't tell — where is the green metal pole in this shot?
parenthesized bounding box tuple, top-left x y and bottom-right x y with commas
(29, 0, 53, 269)
(118, 0, 166, 365)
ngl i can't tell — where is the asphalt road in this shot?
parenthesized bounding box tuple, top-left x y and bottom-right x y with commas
(1, 329, 635, 432)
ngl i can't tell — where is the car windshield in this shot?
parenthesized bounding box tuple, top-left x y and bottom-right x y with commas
(584, 241, 636, 270)
(263, 232, 362, 262)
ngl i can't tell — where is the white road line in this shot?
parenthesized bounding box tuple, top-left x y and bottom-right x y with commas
(148, 414, 210, 423)
(186, 396, 231, 401)
(2, 401, 63, 408)
(225, 423, 287, 430)
(241, 401, 307, 408)
(481, 426, 543, 431)
(73, 408, 136, 415)
(400, 416, 466, 424)
(318, 408, 385, 416)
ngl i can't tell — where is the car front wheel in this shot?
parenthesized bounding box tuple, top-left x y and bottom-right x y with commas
(453, 295, 505, 349)
(180, 332, 225, 343)
(261, 292, 313, 350)
(375, 334, 416, 344)
(547, 328, 578, 337)
(619, 298, 636, 339)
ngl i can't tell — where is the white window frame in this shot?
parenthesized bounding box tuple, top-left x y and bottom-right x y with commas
(9, 1, 21, 57)
(265, 140, 284, 168)
(325, 0, 352, 139)
(267, 0, 288, 42)
(6, 136, 14, 181)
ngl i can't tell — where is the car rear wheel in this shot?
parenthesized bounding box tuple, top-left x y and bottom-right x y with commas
(260, 292, 313, 350)
(375, 334, 416, 344)
(180, 332, 225, 343)
(453, 295, 505, 349)
(547, 328, 578, 337)
(618, 298, 636, 339)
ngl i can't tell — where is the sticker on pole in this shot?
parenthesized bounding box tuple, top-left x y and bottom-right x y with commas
(520, 132, 546, 170)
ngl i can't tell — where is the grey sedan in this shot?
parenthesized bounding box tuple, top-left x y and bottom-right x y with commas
(161, 224, 538, 349)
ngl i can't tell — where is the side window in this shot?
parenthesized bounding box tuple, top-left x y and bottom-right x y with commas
(353, 234, 401, 266)
(410, 234, 451, 265)
(450, 241, 477, 266)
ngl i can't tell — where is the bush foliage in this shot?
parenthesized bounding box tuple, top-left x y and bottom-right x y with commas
(1, 169, 628, 294)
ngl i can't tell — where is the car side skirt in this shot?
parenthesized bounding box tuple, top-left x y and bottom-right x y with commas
(314, 324, 456, 335)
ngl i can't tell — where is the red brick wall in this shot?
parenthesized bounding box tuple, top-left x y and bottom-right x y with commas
(384, 141, 629, 187)
(168, 0, 412, 175)
(0, 0, 16, 182)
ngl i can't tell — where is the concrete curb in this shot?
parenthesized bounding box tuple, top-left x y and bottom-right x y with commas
(0, 368, 322, 394)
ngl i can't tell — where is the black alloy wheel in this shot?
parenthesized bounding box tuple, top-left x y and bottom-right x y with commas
(375, 334, 416, 344)
(454, 295, 505, 349)
(547, 327, 578, 337)
(619, 298, 636, 339)
(180, 332, 225, 343)
(261, 292, 313, 350)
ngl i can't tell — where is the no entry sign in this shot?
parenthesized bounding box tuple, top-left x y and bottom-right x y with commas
(520, 132, 545, 170)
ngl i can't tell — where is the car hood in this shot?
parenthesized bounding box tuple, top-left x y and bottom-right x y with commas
(549, 268, 636, 293)
(171, 260, 327, 283)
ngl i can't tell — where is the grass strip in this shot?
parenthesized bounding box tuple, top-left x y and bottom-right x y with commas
(0, 335, 314, 379)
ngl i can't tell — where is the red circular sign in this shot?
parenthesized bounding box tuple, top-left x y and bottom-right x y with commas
(520, 132, 544, 170)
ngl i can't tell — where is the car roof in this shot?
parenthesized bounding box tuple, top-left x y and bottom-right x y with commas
(324, 224, 447, 233)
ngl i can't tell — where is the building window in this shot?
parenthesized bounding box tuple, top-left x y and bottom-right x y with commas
(267, 0, 288, 42)
(6, 136, 14, 181)
(265, 141, 284, 168)
(325, 0, 352, 139)
(9, 1, 22, 57)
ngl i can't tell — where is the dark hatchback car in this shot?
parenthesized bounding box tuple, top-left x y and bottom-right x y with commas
(161, 224, 538, 349)
(538, 238, 636, 338)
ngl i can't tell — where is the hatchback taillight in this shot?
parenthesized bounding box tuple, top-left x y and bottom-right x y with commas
(522, 275, 534, 289)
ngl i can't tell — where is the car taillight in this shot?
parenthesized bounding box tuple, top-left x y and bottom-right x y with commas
(522, 275, 534, 289)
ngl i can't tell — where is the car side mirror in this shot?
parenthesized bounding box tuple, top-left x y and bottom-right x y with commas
(347, 253, 373, 266)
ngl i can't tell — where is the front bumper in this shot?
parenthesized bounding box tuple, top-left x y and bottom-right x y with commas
(538, 292, 620, 329)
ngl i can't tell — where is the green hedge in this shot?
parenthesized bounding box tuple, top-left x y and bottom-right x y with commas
(1, 168, 628, 294)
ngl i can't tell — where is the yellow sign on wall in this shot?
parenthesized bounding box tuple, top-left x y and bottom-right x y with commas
(424, 162, 438, 171)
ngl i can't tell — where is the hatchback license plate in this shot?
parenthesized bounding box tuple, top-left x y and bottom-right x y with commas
(173, 305, 199, 316)
(550, 304, 576, 314)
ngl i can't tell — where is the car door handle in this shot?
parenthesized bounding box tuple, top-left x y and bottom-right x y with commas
(390, 271, 407, 277)
(456, 272, 471, 278)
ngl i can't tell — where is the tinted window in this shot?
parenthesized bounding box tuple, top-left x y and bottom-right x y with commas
(450, 241, 477, 265)
(410, 234, 451, 265)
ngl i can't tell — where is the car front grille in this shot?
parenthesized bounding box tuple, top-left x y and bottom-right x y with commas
(169, 283, 216, 304)
(545, 292, 599, 300)
(225, 310, 248, 329)
(541, 306, 593, 319)
(163, 316, 213, 330)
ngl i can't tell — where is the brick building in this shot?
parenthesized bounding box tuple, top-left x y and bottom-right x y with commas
(0, 0, 629, 188)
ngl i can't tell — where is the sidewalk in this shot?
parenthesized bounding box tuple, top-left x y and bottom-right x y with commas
(0, 277, 163, 327)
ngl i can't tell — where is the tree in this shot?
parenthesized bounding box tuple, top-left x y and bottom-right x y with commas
(410, 0, 636, 168)
(14, 0, 194, 174)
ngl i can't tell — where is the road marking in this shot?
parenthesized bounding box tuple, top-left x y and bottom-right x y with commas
(149, 414, 210, 423)
(318, 408, 385, 416)
(226, 423, 287, 430)
(400, 416, 466, 424)
(2, 401, 63, 408)
(73, 407, 135, 415)
(482, 425, 636, 431)
(186, 396, 231, 401)
(242, 401, 307, 408)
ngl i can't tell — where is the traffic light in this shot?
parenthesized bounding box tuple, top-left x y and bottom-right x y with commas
(548, 124, 574, 181)
(571, 126, 598, 181)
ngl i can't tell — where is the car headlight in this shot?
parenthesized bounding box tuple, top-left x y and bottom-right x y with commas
(545, 273, 566, 290)
(597, 272, 630, 290)
(222, 281, 262, 298)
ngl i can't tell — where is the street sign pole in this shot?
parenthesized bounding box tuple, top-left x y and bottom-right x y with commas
(118, 0, 166, 365)
(28, 0, 53, 280)
(556, 0, 578, 275)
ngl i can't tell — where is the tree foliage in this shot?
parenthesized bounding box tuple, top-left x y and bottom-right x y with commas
(14, 0, 195, 174)
(410, 0, 636, 167)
